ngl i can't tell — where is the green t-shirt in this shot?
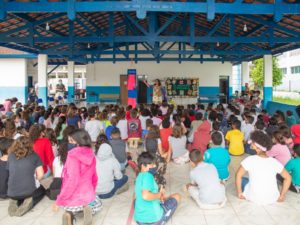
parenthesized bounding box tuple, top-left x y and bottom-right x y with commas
(134, 172, 163, 223)
(57, 124, 67, 141)
(285, 157, 300, 186)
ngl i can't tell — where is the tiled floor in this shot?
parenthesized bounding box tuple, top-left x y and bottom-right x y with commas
(1, 154, 300, 225)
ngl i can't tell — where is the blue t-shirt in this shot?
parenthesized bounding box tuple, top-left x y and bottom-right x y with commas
(105, 125, 117, 140)
(134, 172, 163, 223)
(204, 147, 231, 180)
(67, 115, 81, 128)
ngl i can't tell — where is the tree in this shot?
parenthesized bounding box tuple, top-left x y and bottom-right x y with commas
(250, 57, 283, 88)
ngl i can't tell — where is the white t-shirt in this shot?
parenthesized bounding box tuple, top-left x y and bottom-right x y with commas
(85, 119, 103, 142)
(117, 119, 128, 140)
(53, 156, 63, 178)
(139, 116, 150, 130)
(241, 122, 255, 142)
(190, 162, 226, 204)
(152, 117, 162, 126)
(241, 155, 284, 205)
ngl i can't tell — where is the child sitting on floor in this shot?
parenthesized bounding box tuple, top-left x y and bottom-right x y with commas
(225, 119, 245, 156)
(7, 136, 45, 217)
(267, 131, 291, 166)
(134, 152, 181, 225)
(0, 138, 14, 199)
(160, 118, 173, 153)
(168, 124, 189, 164)
(204, 132, 231, 181)
(110, 128, 128, 171)
(186, 149, 227, 209)
(283, 144, 300, 193)
(105, 116, 118, 140)
(127, 109, 142, 149)
(286, 110, 297, 127)
(95, 134, 129, 199)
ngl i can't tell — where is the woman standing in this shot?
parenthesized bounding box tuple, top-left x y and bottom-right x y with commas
(153, 79, 163, 105)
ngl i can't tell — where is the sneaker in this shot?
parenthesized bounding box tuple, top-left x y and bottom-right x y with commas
(62, 211, 75, 225)
(8, 199, 18, 217)
(115, 182, 129, 195)
(15, 197, 33, 217)
(83, 206, 93, 225)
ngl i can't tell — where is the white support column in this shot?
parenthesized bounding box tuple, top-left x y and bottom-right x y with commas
(241, 61, 250, 91)
(263, 55, 273, 108)
(67, 61, 75, 103)
(38, 54, 48, 106)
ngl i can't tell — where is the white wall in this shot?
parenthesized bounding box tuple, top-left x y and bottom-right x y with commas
(86, 61, 232, 87)
(0, 58, 27, 103)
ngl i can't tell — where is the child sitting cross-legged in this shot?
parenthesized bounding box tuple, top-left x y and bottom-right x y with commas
(0, 137, 14, 199)
(186, 149, 227, 209)
(7, 136, 45, 217)
(95, 134, 129, 199)
(278, 144, 300, 193)
(110, 128, 128, 172)
(134, 152, 181, 225)
(204, 132, 231, 181)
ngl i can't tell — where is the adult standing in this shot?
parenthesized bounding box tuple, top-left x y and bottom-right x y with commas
(153, 79, 163, 105)
(55, 79, 65, 102)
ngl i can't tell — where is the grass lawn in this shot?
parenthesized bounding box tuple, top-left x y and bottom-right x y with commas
(273, 96, 300, 106)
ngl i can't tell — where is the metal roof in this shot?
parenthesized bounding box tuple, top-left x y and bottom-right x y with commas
(0, 0, 300, 64)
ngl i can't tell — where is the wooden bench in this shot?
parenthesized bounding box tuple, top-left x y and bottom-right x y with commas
(99, 93, 120, 104)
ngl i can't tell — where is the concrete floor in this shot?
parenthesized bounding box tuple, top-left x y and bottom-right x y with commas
(1, 153, 300, 225)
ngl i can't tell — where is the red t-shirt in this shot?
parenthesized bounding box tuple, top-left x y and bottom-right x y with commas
(126, 111, 131, 120)
(160, 127, 173, 152)
(33, 138, 54, 173)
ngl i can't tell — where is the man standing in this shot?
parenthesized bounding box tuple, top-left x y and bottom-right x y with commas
(55, 79, 65, 103)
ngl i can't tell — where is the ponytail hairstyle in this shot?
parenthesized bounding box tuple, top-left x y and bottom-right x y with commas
(272, 131, 286, 145)
(95, 134, 110, 155)
(55, 116, 66, 137)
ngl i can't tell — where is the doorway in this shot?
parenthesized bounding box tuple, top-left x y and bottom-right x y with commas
(137, 79, 148, 104)
(219, 76, 229, 104)
(120, 75, 128, 105)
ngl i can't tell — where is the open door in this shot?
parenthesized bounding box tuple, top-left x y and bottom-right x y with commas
(137, 79, 148, 104)
(120, 75, 128, 105)
(219, 76, 229, 104)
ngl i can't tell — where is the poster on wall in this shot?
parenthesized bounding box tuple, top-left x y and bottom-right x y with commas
(165, 78, 199, 97)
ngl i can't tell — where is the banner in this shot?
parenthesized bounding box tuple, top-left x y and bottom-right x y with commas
(165, 78, 199, 97)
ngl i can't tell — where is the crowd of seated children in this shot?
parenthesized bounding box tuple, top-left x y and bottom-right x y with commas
(1, 89, 300, 225)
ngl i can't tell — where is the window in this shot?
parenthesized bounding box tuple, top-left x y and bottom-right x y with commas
(280, 68, 287, 75)
(291, 66, 300, 74)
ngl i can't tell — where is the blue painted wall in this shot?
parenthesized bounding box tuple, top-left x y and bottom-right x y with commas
(38, 87, 48, 107)
(199, 86, 220, 96)
(86, 86, 120, 103)
(263, 87, 273, 109)
(68, 86, 75, 103)
(0, 86, 28, 104)
(267, 101, 300, 121)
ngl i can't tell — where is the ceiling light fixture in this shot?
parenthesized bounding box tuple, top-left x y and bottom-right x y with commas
(87, 43, 91, 49)
(216, 42, 220, 47)
(243, 24, 248, 32)
(46, 22, 50, 31)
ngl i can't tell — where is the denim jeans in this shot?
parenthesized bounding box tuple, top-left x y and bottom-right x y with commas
(98, 175, 128, 199)
(136, 197, 178, 225)
(241, 177, 249, 192)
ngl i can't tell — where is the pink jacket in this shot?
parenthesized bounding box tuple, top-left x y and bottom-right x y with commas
(56, 146, 98, 207)
(191, 120, 211, 155)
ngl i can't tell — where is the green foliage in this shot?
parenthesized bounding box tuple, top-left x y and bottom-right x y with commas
(250, 57, 283, 88)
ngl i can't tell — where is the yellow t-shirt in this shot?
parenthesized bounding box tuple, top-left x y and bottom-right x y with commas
(225, 129, 244, 156)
